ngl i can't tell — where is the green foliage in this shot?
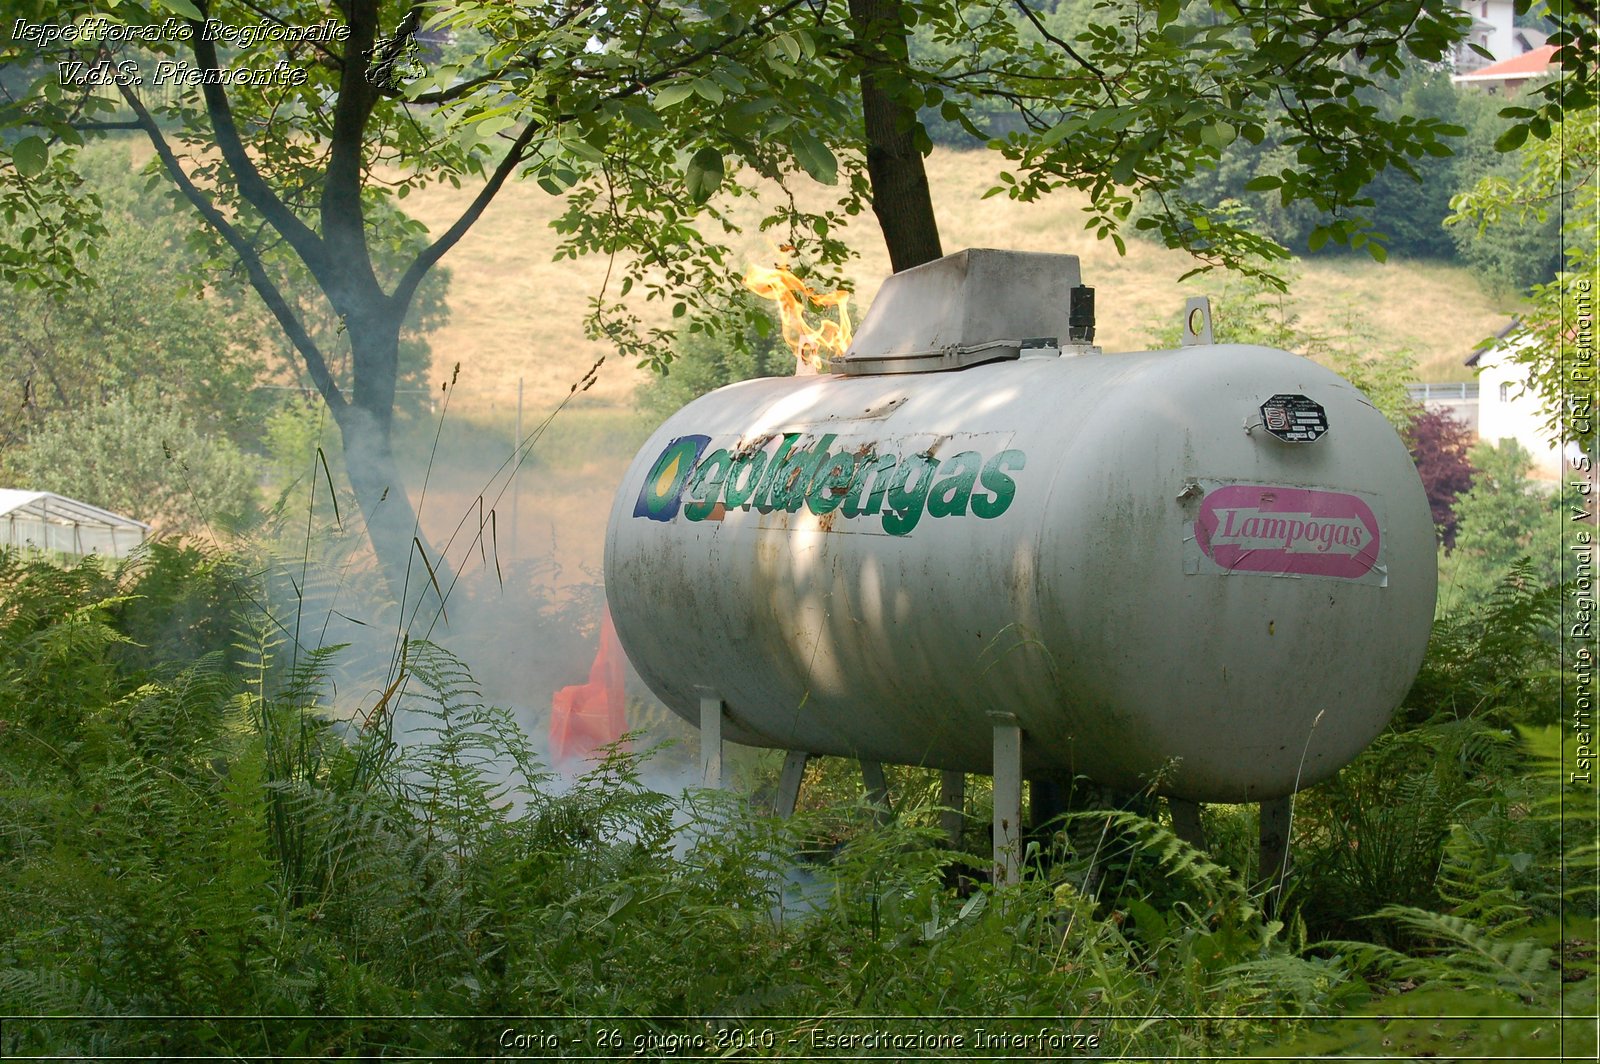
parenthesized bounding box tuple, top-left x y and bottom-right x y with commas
(1449, 178, 1565, 292)
(1439, 439, 1570, 612)
(198, 189, 449, 423)
(1263, 897, 1594, 1059)
(1450, 105, 1598, 447)
(5, 5, 463, 600)
(2, 539, 1595, 1055)
(403, 0, 1490, 360)
(1049, 807, 1264, 932)
(59, 139, 448, 426)
(1520, 723, 1600, 912)
(1278, 538, 1590, 1035)
(1133, 63, 1487, 262)
(1, 383, 260, 538)
(967, 0, 1472, 273)
(0, 549, 1316, 1054)
(1351, 71, 1473, 260)
(1407, 561, 1565, 727)
(1435, 775, 1562, 928)
(0, 201, 262, 453)
(1444, 90, 1569, 292)
(1290, 557, 1578, 941)
(1336, 889, 1554, 1004)
(111, 542, 249, 680)
(1290, 721, 1519, 941)
(1489, 4, 1598, 155)
(261, 397, 345, 498)
(0, 58, 105, 293)
(0, 543, 244, 755)
(636, 301, 790, 421)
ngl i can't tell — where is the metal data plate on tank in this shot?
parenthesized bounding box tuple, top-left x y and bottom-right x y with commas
(1182, 480, 1388, 587)
(1259, 393, 1328, 442)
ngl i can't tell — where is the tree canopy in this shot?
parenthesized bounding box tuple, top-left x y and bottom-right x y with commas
(4, 2, 1532, 340)
(1450, 104, 1597, 449)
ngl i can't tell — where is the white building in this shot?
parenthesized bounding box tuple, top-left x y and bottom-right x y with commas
(1466, 326, 1569, 480)
(1454, 0, 1550, 73)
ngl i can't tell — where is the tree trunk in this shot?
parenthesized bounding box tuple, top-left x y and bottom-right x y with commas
(847, 0, 944, 272)
(340, 312, 451, 630)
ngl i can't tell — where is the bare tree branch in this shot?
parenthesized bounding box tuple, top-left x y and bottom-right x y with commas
(186, 18, 334, 287)
(392, 120, 543, 311)
(114, 81, 347, 416)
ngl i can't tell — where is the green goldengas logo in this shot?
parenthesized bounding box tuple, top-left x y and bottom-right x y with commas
(634, 432, 1025, 536)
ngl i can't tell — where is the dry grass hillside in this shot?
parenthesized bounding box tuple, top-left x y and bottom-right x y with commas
(403, 146, 1511, 421)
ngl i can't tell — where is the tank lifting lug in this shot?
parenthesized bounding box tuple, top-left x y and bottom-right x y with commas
(1180, 296, 1214, 346)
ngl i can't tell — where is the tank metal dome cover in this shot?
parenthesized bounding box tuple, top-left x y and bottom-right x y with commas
(833, 248, 1087, 375)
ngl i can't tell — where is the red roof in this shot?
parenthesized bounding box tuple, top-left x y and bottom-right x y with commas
(1456, 44, 1560, 81)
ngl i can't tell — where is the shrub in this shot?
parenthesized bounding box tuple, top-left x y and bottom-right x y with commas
(1404, 408, 1476, 548)
(3, 385, 260, 540)
(1439, 440, 1569, 613)
(0, 537, 1588, 1058)
(636, 300, 788, 421)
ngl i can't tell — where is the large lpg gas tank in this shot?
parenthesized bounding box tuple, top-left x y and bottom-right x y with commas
(604, 250, 1436, 803)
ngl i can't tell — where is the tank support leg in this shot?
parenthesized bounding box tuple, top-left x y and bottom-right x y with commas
(1258, 797, 1292, 890)
(774, 751, 810, 817)
(861, 760, 892, 824)
(1170, 799, 1207, 851)
(939, 771, 965, 847)
(698, 694, 723, 789)
(989, 712, 1022, 885)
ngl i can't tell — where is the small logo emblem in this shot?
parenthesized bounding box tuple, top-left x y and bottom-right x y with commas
(633, 435, 710, 522)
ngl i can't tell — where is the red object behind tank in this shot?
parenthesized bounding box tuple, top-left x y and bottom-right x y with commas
(550, 611, 627, 763)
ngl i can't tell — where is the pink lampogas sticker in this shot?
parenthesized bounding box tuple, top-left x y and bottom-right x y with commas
(1192, 484, 1382, 581)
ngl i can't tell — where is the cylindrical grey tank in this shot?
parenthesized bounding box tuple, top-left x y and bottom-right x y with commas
(604, 253, 1436, 803)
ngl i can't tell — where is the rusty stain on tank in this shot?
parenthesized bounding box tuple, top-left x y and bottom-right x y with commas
(733, 432, 775, 459)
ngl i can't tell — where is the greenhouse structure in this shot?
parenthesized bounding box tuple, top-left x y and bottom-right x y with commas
(0, 490, 149, 559)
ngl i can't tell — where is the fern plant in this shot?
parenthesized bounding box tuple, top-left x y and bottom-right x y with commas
(1403, 560, 1565, 728)
(1291, 719, 1528, 941)
(1292, 560, 1568, 943)
(19, 538, 1590, 1058)
(1333, 905, 1555, 1003)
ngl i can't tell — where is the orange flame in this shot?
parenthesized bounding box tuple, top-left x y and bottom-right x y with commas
(742, 259, 852, 375)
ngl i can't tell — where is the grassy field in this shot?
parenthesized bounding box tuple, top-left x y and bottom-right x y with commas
(401, 146, 1515, 422)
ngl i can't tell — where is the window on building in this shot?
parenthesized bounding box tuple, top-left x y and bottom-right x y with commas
(1499, 381, 1512, 402)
